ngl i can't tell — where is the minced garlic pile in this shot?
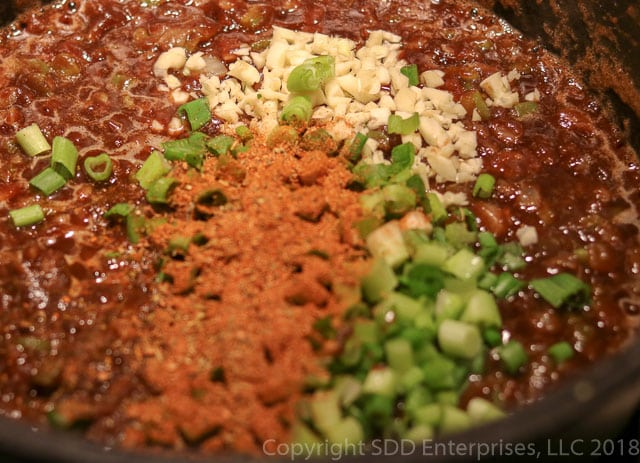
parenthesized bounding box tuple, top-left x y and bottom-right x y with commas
(153, 26, 538, 207)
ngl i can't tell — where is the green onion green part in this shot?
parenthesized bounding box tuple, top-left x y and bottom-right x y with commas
(388, 113, 420, 135)
(51, 136, 79, 180)
(9, 204, 45, 227)
(280, 95, 313, 125)
(178, 98, 211, 131)
(16, 124, 51, 157)
(136, 151, 171, 189)
(146, 177, 178, 204)
(287, 55, 335, 93)
(29, 167, 66, 196)
(400, 64, 420, 86)
(530, 273, 591, 309)
(547, 341, 574, 364)
(84, 153, 113, 182)
(498, 340, 528, 374)
(472, 173, 495, 199)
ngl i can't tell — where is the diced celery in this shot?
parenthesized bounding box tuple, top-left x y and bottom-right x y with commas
(404, 424, 434, 443)
(383, 184, 417, 217)
(366, 220, 410, 268)
(412, 403, 442, 427)
(404, 387, 434, 414)
(442, 248, 485, 280)
(398, 366, 425, 392)
(334, 375, 362, 407)
(422, 356, 457, 390)
(374, 292, 424, 324)
(466, 397, 505, 425)
(325, 417, 364, 446)
(362, 367, 397, 397)
(291, 422, 323, 448)
(434, 290, 465, 323)
(436, 390, 459, 406)
(360, 191, 385, 217)
(361, 258, 398, 303)
(426, 193, 447, 223)
(444, 222, 477, 248)
(413, 242, 451, 267)
(439, 405, 472, 435)
(352, 320, 380, 345)
(309, 391, 342, 434)
(460, 289, 502, 328)
(437, 319, 483, 360)
(384, 338, 414, 373)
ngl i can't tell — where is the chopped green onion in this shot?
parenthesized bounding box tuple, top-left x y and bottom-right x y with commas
(280, 95, 312, 125)
(382, 183, 417, 217)
(388, 113, 419, 135)
(472, 173, 495, 199)
(482, 327, 502, 348)
(126, 213, 146, 244)
(547, 341, 574, 364)
(287, 55, 335, 93)
(51, 136, 79, 180)
(235, 125, 253, 142)
(266, 126, 299, 148)
(400, 64, 419, 86)
(9, 204, 45, 227)
(163, 132, 208, 162)
(104, 203, 133, 219)
(472, 92, 491, 120)
(83, 153, 113, 182)
(530, 273, 591, 309)
(346, 133, 368, 163)
(301, 128, 335, 153)
(389, 142, 416, 174)
(136, 151, 171, 189)
(498, 340, 528, 374)
(29, 167, 66, 196)
(492, 272, 524, 298)
(515, 101, 538, 117)
(146, 177, 178, 204)
(426, 193, 447, 223)
(206, 135, 235, 156)
(16, 124, 51, 157)
(178, 98, 211, 131)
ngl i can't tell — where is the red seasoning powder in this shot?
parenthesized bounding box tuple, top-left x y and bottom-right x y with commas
(125, 133, 367, 452)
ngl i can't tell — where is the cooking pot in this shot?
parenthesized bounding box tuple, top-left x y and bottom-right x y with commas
(0, 1, 638, 461)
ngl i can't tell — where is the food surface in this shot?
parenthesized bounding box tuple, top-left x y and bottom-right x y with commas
(0, 0, 639, 456)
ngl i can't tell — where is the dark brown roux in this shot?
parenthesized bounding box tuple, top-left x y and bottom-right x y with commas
(0, 0, 639, 454)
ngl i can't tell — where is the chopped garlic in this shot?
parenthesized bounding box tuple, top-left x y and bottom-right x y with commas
(516, 225, 539, 247)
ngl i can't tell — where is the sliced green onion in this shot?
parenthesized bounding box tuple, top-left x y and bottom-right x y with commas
(515, 101, 538, 117)
(472, 92, 491, 120)
(388, 113, 420, 135)
(280, 95, 312, 125)
(29, 167, 66, 196)
(104, 203, 133, 219)
(482, 327, 502, 348)
(498, 340, 528, 374)
(426, 193, 447, 223)
(472, 173, 495, 199)
(126, 213, 146, 244)
(206, 135, 235, 156)
(547, 341, 574, 364)
(530, 273, 591, 309)
(136, 151, 171, 189)
(146, 177, 178, 204)
(346, 133, 368, 163)
(287, 55, 335, 93)
(235, 125, 253, 142)
(84, 153, 113, 182)
(400, 64, 419, 87)
(16, 124, 51, 157)
(492, 272, 524, 298)
(9, 204, 45, 227)
(51, 136, 78, 180)
(389, 142, 416, 174)
(163, 132, 208, 162)
(178, 98, 211, 131)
